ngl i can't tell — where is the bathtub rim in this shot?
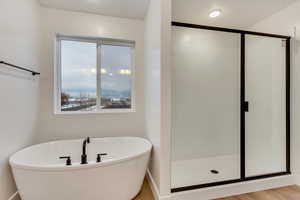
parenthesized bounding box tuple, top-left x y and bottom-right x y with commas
(9, 137, 152, 172)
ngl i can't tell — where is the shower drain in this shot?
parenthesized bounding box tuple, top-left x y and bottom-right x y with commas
(210, 169, 219, 174)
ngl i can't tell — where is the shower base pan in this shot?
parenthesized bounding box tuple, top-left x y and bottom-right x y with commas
(172, 155, 287, 189)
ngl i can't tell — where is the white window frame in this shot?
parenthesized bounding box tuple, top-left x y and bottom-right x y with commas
(54, 34, 136, 114)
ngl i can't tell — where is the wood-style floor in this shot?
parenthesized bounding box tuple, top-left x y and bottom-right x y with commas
(135, 182, 300, 200)
(215, 185, 300, 200)
(134, 179, 155, 200)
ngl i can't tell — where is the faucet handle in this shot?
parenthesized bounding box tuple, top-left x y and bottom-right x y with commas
(96, 153, 108, 163)
(59, 156, 72, 166)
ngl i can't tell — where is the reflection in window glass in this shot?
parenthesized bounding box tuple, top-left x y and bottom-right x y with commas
(60, 40, 97, 112)
(100, 45, 132, 109)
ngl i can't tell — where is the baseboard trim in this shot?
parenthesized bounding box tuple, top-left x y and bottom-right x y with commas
(146, 170, 171, 200)
(294, 174, 300, 185)
(146, 169, 160, 200)
(8, 191, 18, 200)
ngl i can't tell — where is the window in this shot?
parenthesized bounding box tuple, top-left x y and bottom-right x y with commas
(55, 35, 135, 113)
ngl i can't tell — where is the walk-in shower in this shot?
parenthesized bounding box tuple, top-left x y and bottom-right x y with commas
(171, 22, 290, 192)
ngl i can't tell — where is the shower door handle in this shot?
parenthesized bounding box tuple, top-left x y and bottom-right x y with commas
(243, 101, 249, 112)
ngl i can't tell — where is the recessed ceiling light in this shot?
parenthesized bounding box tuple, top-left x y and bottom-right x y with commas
(209, 9, 222, 18)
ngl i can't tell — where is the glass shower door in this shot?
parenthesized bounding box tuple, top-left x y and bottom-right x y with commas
(171, 26, 241, 188)
(245, 35, 287, 177)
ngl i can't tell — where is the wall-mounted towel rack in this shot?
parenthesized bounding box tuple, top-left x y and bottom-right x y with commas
(0, 61, 40, 76)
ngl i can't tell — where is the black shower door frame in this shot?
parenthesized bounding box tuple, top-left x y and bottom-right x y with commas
(171, 21, 291, 193)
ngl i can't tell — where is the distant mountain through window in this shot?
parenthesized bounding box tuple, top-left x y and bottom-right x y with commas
(57, 37, 134, 112)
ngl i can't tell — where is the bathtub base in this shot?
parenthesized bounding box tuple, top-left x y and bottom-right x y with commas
(13, 155, 149, 200)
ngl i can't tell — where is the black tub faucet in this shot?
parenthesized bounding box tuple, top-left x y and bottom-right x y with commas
(97, 153, 108, 163)
(81, 137, 90, 164)
(59, 156, 72, 166)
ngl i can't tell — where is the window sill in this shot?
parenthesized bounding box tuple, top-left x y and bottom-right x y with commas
(54, 109, 136, 115)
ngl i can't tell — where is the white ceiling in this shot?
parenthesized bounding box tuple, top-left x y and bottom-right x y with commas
(173, 0, 298, 29)
(39, 0, 150, 19)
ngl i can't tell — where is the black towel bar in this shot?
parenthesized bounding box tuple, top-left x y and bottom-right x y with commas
(0, 61, 40, 76)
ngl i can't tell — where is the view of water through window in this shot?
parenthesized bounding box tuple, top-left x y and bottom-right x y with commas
(60, 39, 133, 112)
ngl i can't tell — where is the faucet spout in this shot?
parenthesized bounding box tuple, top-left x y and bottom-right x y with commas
(81, 137, 90, 164)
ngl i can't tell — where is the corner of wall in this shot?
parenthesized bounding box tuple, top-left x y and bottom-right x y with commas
(159, 0, 172, 196)
(147, 170, 171, 200)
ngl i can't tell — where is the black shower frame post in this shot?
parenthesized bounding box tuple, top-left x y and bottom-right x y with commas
(286, 37, 291, 174)
(171, 21, 291, 193)
(240, 33, 246, 181)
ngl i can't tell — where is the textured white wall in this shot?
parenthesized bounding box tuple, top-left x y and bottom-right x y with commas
(0, 0, 40, 199)
(249, 0, 300, 184)
(36, 7, 145, 142)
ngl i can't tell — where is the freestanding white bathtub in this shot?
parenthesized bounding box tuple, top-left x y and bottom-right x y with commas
(10, 137, 152, 200)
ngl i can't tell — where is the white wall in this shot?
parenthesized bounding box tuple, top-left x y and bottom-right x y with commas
(36, 7, 145, 142)
(144, 0, 162, 192)
(145, 0, 172, 196)
(160, 0, 172, 195)
(249, 1, 300, 183)
(0, 0, 40, 199)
